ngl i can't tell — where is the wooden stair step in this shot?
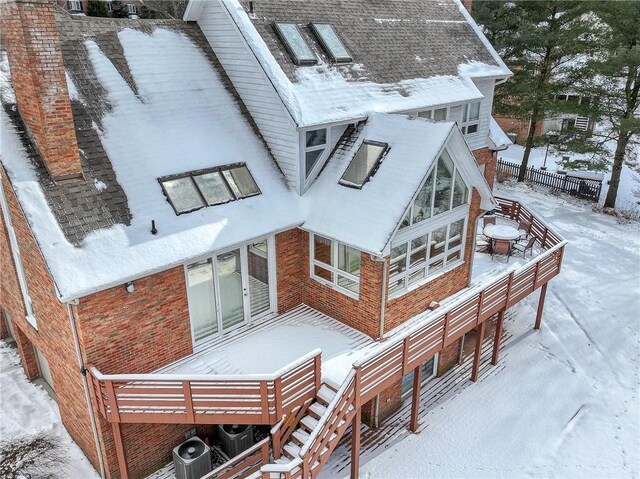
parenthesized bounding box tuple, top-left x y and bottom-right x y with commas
(300, 415, 318, 432)
(308, 402, 328, 419)
(292, 429, 310, 446)
(317, 385, 336, 406)
(283, 442, 301, 459)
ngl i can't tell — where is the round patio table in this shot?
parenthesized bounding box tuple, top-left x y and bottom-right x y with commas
(483, 224, 520, 241)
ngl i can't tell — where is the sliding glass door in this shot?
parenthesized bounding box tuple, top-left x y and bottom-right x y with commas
(187, 237, 275, 344)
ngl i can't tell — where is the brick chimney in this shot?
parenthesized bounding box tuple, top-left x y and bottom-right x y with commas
(1, 0, 83, 182)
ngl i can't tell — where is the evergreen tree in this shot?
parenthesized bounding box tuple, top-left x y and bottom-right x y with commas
(473, 1, 595, 182)
(87, 0, 109, 17)
(110, 0, 129, 18)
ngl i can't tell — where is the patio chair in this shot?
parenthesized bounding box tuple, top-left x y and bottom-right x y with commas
(483, 215, 496, 227)
(518, 220, 532, 239)
(491, 239, 512, 262)
(513, 236, 536, 258)
(476, 234, 491, 253)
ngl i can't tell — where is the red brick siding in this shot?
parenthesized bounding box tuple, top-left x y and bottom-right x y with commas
(473, 147, 497, 190)
(1, 0, 82, 180)
(438, 339, 462, 376)
(494, 116, 544, 145)
(384, 189, 483, 332)
(0, 171, 100, 470)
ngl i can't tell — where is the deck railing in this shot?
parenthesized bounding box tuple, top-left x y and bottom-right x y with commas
(87, 349, 321, 426)
(203, 437, 271, 479)
(258, 195, 566, 478)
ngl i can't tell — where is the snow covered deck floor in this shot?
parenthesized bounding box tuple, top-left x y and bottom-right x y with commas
(158, 304, 374, 377)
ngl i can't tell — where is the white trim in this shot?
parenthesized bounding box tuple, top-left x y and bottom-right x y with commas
(309, 233, 361, 300)
(0, 173, 36, 329)
(461, 101, 481, 136)
(300, 127, 332, 191)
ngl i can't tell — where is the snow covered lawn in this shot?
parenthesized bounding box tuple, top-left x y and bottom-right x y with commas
(0, 341, 98, 479)
(355, 183, 639, 478)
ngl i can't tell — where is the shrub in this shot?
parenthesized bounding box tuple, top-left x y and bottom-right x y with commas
(0, 433, 69, 479)
(87, 0, 109, 17)
(496, 168, 512, 184)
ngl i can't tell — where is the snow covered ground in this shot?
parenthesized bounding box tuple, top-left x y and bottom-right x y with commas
(355, 183, 640, 478)
(499, 144, 640, 214)
(0, 341, 99, 479)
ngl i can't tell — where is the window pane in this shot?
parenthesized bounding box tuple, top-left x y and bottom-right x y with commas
(274, 23, 317, 64)
(408, 268, 425, 285)
(187, 260, 218, 340)
(433, 108, 447, 121)
(430, 226, 447, 258)
(388, 275, 406, 295)
(448, 219, 464, 249)
(428, 258, 443, 275)
(338, 244, 360, 276)
(162, 177, 204, 214)
(451, 170, 468, 208)
(340, 141, 388, 187)
(217, 249, 245, 331)
(193, 171, 234, 205)
(306, 149, 324, 176)
(468, 102, 480, 121)
(466, 124, 478, 134)
(310, 23, 351, 62)
(410, 234, 428, 268)
(247, 241, 270, 317)
(314, 235, 333, 266)
(417, 110, 432, 119)
(390, 243, 407, 276)
(399, 209, 411, 230)
(314, 265, 333, 282)
(337, 275, 359, 294)
(447, 251, 461, 264)
(223, 166, 260, 198)
(412, 170, 434, 224)
(306, 129, 327, 148)
(433, 151, 454, 216)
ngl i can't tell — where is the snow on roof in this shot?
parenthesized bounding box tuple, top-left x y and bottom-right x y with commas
(489, 116, 513, 150)
(302, 113, 495, 255)
(209, 0, 505, 127)
(0, 27, 302, 301)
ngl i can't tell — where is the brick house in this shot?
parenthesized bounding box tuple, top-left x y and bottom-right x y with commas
(0, 1, 566, 479)
(56, 0, 145, 17)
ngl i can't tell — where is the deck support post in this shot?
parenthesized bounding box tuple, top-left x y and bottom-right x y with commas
(112, 422, 129, 479)
(350, 407, 361, 479)
(491, 310, 505, 366)
(409, 363, 423, 433)
(471, 321, 486, 383)
(535, 283, 548, 330)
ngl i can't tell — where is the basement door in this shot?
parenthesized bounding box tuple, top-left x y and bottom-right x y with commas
(187, 237, 275, 344)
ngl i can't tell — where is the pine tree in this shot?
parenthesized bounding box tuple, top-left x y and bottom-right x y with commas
(473, 1, 596, 182)
(87, 0, 109, 17)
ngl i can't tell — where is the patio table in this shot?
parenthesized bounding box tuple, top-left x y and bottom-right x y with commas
(483, 224, 520, 241)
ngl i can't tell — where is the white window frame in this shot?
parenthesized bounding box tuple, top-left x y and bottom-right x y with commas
(309, 234, 361, 299)
(184, 235, 277, 348)
(68, 0, 83, 11)
(461, 101, 481, 136)
(415, 106, 449, 121)
(0, 174, 36, 329)
(126, 3, 136, 14)
(107, 0, 113, 11)
(301, 127, 331, 187)
(389, 210, 468, 299)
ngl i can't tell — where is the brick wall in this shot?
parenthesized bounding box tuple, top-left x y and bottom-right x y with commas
(473, 147, 497, 189)
(494, 116, 544, 145)
(0, 171, 101, 470)
(1, 0, 82, 181)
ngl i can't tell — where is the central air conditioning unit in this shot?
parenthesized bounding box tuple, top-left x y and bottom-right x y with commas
(172, 437, 212, 479)
(217, 424, 254, 458)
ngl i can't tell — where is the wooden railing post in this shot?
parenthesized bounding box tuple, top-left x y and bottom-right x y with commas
(183, 381, 195, 423)
(104, 380, 121, 423)
(442, 311, 452, 346)
(402, 336, 410, 374)
(471, 320, 486, 383)
(314, 353, 322, 394)
(351, 366, 362, 479)
(274, 377, 283, 421)
(491, 310, 505, 366)
(409, 363, 423, 433)
(505, 272, 515, 308)
(112, 422, 129, 479)
(535, 283, 548, 330)
(261, 381, 270, 423)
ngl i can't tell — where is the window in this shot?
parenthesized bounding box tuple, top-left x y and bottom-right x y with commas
(126, 3, 136, 14)
(304, 128, 328, 178)
(401, 356, 437, 398)
(273, 22, 317, 65)
(107, 1, 113, 11)
(461, 102, 481, 135)
(159, 164, 260, 215)
(67, 0, 83, 11)
(417, 107, 448, 121)
(309, 23, 352, 63)
(389, 217, 467, 297)
(339, 141, 388, 188)
(310, 234, 361, 297)
(399, 149, 469, 229)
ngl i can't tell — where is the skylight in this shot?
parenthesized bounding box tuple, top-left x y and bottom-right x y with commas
(273, 22, 317, 65)
(339, 141, 388, 189)
(309, 23, 352, 63)
(159, 164, 260, 215)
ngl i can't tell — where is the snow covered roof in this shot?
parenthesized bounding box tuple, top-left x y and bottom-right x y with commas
(0, 14, 302, 301)
(185, 0, 511, 127)
(488, 117, 513, 151)
(302, 113, 496, 256)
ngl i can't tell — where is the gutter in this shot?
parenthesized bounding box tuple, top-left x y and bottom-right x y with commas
(67, 303, 106, 479)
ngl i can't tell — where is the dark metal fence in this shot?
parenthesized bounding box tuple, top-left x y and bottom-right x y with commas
(497, 160, 603, 202)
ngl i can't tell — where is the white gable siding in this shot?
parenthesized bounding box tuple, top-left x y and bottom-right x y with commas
(465, 78, 495, 151)
(196, 0, 301, 190)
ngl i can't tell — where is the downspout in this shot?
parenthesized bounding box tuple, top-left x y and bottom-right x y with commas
(67, 303, 106, 479)
(468, 213, 482, 288)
